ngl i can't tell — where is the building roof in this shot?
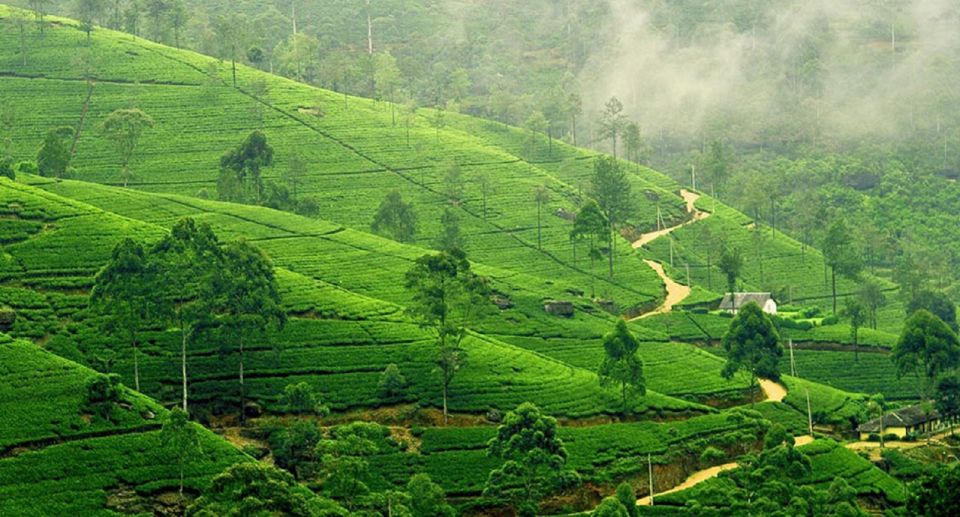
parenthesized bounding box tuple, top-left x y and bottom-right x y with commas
(858, 405, 940, 433)
(719, 293, 774, 310)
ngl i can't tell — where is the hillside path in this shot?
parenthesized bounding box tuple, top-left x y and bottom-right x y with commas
(759, 379, 787, 402)
(631, 189, 710, 249)
(637, 462, 738, 506)
(630, 260, 691, 320)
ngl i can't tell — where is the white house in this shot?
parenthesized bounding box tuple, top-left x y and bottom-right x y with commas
(719, 293, 777, 315)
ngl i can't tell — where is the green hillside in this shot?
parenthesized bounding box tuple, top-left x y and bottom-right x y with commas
(0, 337, 248, 516)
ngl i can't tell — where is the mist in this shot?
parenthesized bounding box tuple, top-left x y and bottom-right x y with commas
(579, 0, 960, 152)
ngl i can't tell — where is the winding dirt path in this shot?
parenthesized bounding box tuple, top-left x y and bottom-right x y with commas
(758, 379, 787, 403)
(636, 462, 738, 506)
(631, 260, 691, 320)
(632, 189, 710, 249)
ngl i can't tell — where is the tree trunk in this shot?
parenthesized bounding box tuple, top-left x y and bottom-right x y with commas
(536, 200, 542, 250)
(608, 226, 614, 278)
(179, 463, 184, 497)
(239, 336, 245, 424)
(831, 268, 837, 315)
(231, 57, 237, 87)
(180, 324, 188, 412)
(442, 382, 448, 426)
(131, 328, 140, 392)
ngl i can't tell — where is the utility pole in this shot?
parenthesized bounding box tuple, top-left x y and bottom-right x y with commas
(366, 0, 374, 55)
(789, 339, 796, 377)
(806, 389, 814, 436)
(691, 164, 696, 191)
(648, 454, 654, 506)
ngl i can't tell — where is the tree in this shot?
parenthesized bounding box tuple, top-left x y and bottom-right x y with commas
(935, 376, 960, 436)
(842, 297, 868, 362)
(187, 462, 345, 517)
(524, 110, 548, 155)
(442, 160, 464, 202)
(99, 108, 154, 187)
(718, 245, 744, 309)
(29, 0, 50, 33)
(599, 96, 626, 158)
(36, 126, 74, 178)
(592, 497, 629, 517)
(316, 422, 383, 509)
(475, 171, 493, 221)
(74, 0, 106, 42)
(484, 402, 579, 516)
(212, 13, 250, 87)
(283, 150, 308, 200)
(90, 238, 150, 391)
(908, 290, 958, 332)
(83, 373, 123, 421)
(566, 92, 582, 146)
(150, 218, 222, 412)
(169, 0, 186, 48)
(378, 363, 408, 401)
(280, 382, 329, 416)
(9, 9, 29, 66)
(590, 157, 632, 277)
(534, 185, 550, 251)
(615, 481, 638, 517)
(219, 130, 274, 204)
(704, 140, 730, 194)
(892, 309, 960, 400)
(821, 219, 863, 314)
(407, 473, 454, 517)
(371, 190, 417, 243)
(405, 249, 488, 424)
(865, 395, 887, 448)
(372, 52, 401, 124)
(858, 279, 886, 330)
(598, 320, 646, 412)
(438, 207, 463, 251)
(623, 122, 644, 168)
(270, 420, 323, 480)
(721, 302, 783, 404)
(571, 201, 608, 295)
(161, 407, 202, 498)
(145, 0, 170, 42)
(907, 464, 960, 517)
(215, 240, 285, 422)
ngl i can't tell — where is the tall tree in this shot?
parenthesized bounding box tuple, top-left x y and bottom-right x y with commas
(599, 96, 626, 158)
(821, 219, 863, 314)
(892, 309, 960, 400)
(475, 171, 493, 221)
(590, 157, 632, 277)
(99, 108, 154, 187)
(718, 245, 743, 310)
(566, 92, 582, 146)
(161, 407, 202, 498)
(721, 302, 783, 404)
(623, 122, 643, 168)
(316, 423, 383, 509)
(534, 185, 550, 251)
(404, 249, 488, 424)
(219, 130, 274, 204)
(74, 0, 107, 42)
(282, 150, 307, 200)
(842, 297, 868, 362)
(215, 240, 285, 423)
(371, 190, 417, 243)
(29, 0, 50, 33)
(438, 207, 463, 251)
(484, 402, 579, 516)
(858, 279, 887, 330)
(570, 200, 608, 295)
(407, 473, 455, 517)
(704, 140, 730, 195)
(906, 463, 960, 517)
(90, 238, 151, 391)
(598, 320, 646, 412)
(150, 218, 222, 412)
(908, 290, 958, 332)
(442, 160, 464, 202)
(36, 126, 74, 178)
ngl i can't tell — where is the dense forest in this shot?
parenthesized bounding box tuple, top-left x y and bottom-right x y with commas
(1, 1, 960, 516)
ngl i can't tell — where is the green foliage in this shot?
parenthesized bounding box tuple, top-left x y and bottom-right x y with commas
(98, 108, 154, 187)
(907, 462, 960, 517)
(316, 422, 386, 508)
(934, 376, 960, 429)
(270, 419, 323, 480)
(378, 363, 408, 401)
(598, 320, 646, 412)
(822, 219, 863, 314)
(718, 245, 743, 297)
(484, 402, 580, 515)
(593, 496, 629, 517)
(218, 130, 274, 204)
(407, 473, 455, 517)
(187, 462, 346, 517)
(437, 207, 463, 251)
(83, 373, 123, 421)
(908, 290, 958, 332)
(161, 407, 204, 496)
(371, 190, 417, 243)
(36, 126, 73, 178)
(892, 309, 960, 399)
(615, 482, 638, 517)
(721, 302, 783, 394)
(280, 382, 329, 416)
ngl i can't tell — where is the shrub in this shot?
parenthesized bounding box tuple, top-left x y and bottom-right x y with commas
(0, 159, 14, 180)
(700, 446, 726, 465)
(83, 374, 123, 421)
(14, 161, 37, 175)
(280, 382, 330, 416)
(821, 315, 839, 326)
(378, 363, 408, 401)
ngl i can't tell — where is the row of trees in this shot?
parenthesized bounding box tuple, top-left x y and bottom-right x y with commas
(90, 218, 283, 418)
